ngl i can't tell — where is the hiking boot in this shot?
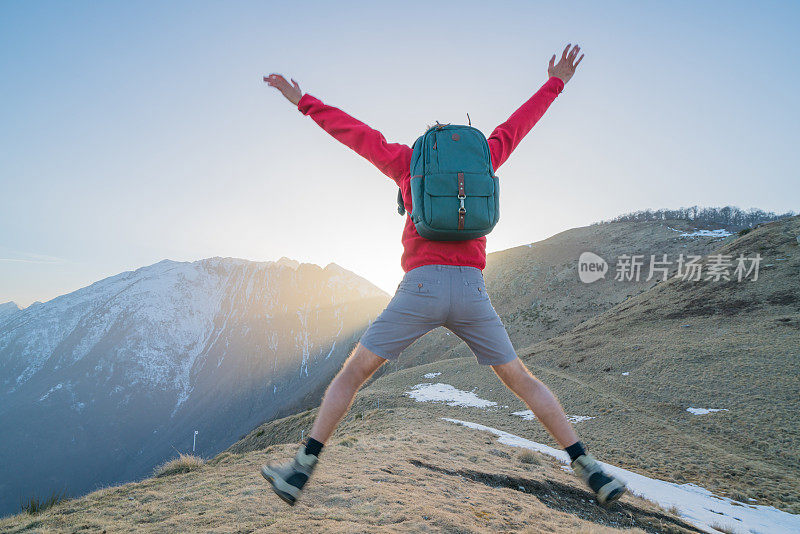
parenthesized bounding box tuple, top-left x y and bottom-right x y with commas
(260, 447, 319, 506)
(571, 453, 627, 506)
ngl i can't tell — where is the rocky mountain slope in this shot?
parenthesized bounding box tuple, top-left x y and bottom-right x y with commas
(0, 257, 389, 518)
(0, 301, 21, 323)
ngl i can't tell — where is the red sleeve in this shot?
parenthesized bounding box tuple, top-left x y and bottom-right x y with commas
(488, 76, 565, 171)
(297, 93, 412, 185)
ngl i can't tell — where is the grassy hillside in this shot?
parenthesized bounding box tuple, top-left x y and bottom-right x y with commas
(0, 406, 700, 533)
(355, 216, 800, 514)
(514, 215, 800, 513)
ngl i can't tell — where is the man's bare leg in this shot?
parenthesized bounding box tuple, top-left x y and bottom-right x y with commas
(261, 342, 386, 505)
(491, 357, 579, 448)
(492, 357, 627, 505)
(308, 342, 387, 444)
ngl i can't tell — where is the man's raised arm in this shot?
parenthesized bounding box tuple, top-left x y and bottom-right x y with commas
(264, 74, 411, 185)
(488, 44, 584, 171)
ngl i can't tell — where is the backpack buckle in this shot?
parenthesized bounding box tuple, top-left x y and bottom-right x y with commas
(457, 170, 467, 229)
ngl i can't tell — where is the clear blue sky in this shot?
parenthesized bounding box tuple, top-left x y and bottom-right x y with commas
(1, 0, 798, 306)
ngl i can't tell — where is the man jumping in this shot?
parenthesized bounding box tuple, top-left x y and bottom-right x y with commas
(261, 43, 627, 508)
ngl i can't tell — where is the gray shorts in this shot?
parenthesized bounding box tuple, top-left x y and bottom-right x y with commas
(359, 264, 518, 366)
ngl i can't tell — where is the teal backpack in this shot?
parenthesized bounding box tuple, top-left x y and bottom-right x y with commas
(397, 121, 499, 241)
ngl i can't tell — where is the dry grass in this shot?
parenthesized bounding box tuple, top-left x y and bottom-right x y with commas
(18, 488, 69, 516)
(228, 408, 315, 454)
(337, 435, 358, 447)
(709, 521, 739, 533)
(518, 449, 541, 465)
(0, 410, 703, 533)
(153, 453, 204, 478)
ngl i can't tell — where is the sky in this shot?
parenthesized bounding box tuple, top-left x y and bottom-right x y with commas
(1, 0, 798, 307)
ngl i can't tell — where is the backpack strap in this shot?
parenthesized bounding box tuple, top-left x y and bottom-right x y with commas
(397, 188, 405, 215)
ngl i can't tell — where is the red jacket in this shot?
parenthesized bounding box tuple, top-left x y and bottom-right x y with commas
(297, 76, 565, 272)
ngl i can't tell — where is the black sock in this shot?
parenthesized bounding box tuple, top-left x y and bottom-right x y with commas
(564, 441, 586, 461)
(304, 437, 324, 457)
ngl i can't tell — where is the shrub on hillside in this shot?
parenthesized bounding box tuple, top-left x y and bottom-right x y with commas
(153, 453, 204, 477)
(20, 488, 69, 515)
(709, 522, 737, 534)
(517, 450, 541, 465)
(338, 436, 358, 447)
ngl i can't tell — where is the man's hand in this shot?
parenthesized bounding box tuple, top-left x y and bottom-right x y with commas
(263, 73, 303, 106)
(548, 44, 584, 85)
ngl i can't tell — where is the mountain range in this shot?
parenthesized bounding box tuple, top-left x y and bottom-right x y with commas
(0, 257, 389, 517)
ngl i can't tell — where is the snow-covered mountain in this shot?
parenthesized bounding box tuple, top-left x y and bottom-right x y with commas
(0, 257, 389, 516)
(0, 301, 20, 324)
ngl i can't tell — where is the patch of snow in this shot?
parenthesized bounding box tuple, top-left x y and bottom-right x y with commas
(670, 228, 733, 238)
(39, 382, 64, 401)
(443, 418, 800, 534)
(511, 410, 594, 424)
(569, 415, 595, 423)
(423, 372, 442, 379)
(687, 407, 729, 415)
(325, 341, 336, 360)
(622, 372, 630, 376)
(267, 331, 278, 353)
(296, 306, 312, 377)
(405, 383, 497, 408)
